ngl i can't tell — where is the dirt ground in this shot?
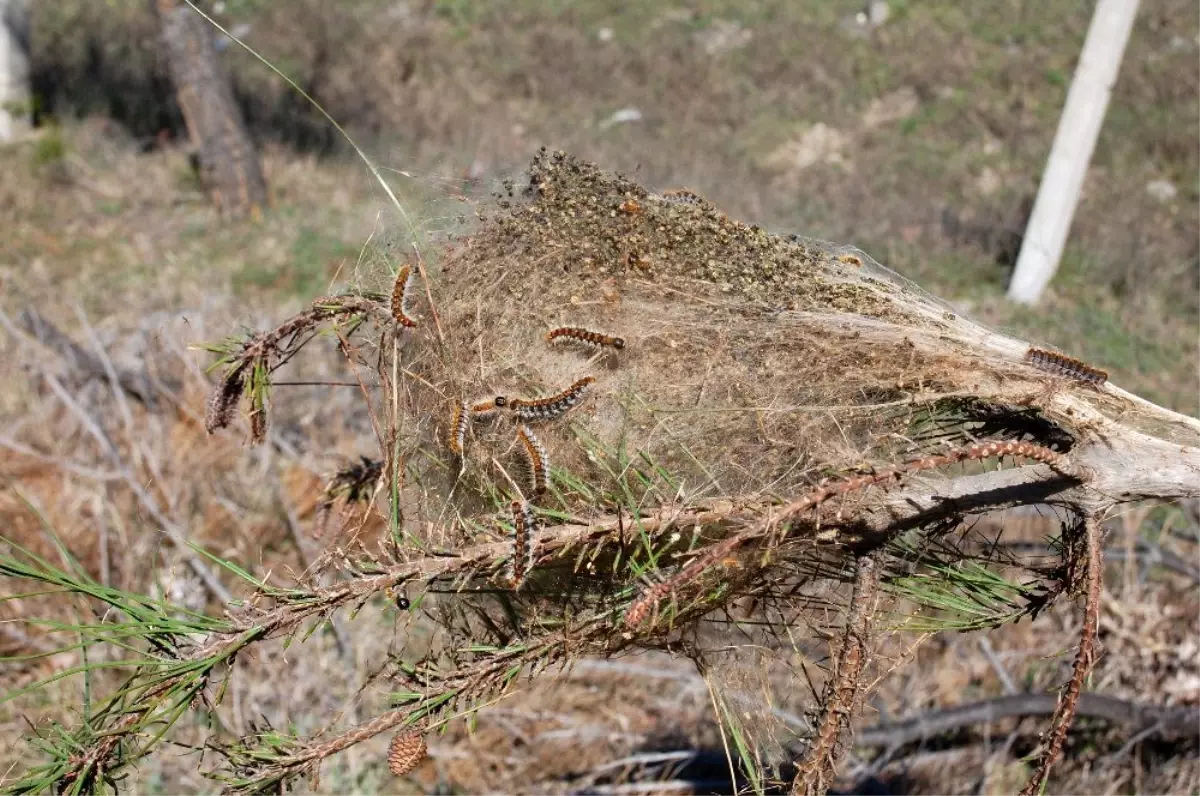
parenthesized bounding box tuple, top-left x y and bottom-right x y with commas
(1, 1, 1197, 794)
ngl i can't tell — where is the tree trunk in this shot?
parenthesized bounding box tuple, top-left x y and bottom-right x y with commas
(154, 0, 266, 217)
(0, 0, 30, 142)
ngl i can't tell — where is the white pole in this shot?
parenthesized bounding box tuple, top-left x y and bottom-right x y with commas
(0, 0, 31, 143)
(1007, 0, 1140, 305)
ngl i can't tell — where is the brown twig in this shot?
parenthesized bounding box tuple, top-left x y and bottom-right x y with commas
(853, 692, 1200, 750)
(1020, 513, 1104, 795)
(625, 440, 1071, 629)
(792, 554, 881, 795)
(250, 618, 612, 786)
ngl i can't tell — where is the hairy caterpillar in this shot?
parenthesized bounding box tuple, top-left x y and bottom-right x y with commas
(506, 500, 538, 591)
(469, 396, 508, 418)
(446, 399, 469, 454)
(1025, 347, 1108, 386)
(516, 424, 550, 497)
(509, 376, 595, 422)
(390, 264, 418, 328)
(655, 188, 711, 208)
(546, 326, 625, 351)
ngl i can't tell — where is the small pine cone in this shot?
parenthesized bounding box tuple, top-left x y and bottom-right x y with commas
(387, 731, 427, 776)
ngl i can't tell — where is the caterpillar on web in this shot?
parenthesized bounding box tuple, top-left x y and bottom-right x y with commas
(446, 399, 469, 454)
(390, 264, 418, 328)
(546, 326, 625, 351)
(505, 500, 538, 591)
(516, 424, 550, 497)
(655, 188, 712, 209)
(469, 396, 507, 418)
(1025, 347, 1107, 386)
(509, 376, 595, 422)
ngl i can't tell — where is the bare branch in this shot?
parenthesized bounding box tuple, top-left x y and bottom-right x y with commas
(1021, 514, 1104, 795)
(855, 692, 1200, 749)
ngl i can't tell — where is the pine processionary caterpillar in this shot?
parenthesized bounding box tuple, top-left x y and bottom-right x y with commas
(387, 732, 427, 776)
(926, 439, 1067, 471)
(447, 399, 469, 454)
(656, 188, 712, 208)
(390, 264, 418, 328)
(506, 500, 538, 591)
(509, 376, 596, 422)
(546, 326, 625, 351)
(469, 396, 508, 418)
(516, 424, 550, 497)
(1025, 347, 1107, 386)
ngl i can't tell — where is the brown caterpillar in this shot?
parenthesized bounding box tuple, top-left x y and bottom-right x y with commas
(516, 424, 550, 497)
(390, 264, 418, 328)
(656, 188, 711, 208)
(509, 376, 595, 422)
(1025, 347, 1108, 386)
(447, 399, 469, 454)
(387, 731, 427, 776)
(506, 500, 538, 591)
(547, 326, 626, 351)
(469, 396, 508, 418)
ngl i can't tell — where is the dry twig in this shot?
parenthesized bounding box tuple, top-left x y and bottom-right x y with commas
(1020, 513, 1105, 795)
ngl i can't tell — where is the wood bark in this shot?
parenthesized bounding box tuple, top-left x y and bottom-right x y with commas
(155, 0, 266, 217)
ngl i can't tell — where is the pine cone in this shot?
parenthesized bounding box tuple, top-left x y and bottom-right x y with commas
(387, 731, 427, 776)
